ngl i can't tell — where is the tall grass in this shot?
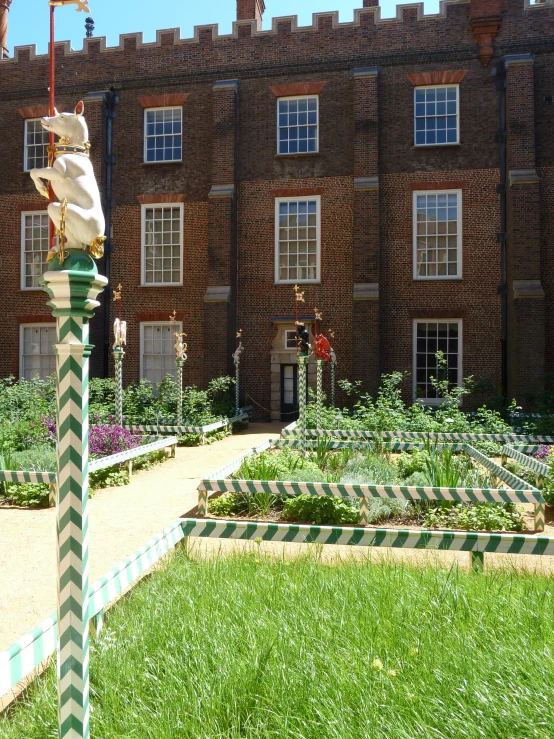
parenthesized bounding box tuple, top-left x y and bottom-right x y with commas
(1, 553, 554, 738)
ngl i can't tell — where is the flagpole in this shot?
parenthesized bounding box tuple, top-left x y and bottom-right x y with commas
(49, 2, 56, 249)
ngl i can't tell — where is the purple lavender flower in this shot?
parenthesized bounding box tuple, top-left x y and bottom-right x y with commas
(41, 415, 57, 440)
(89, 424, 141, 458)
(533, 445, 551, 461)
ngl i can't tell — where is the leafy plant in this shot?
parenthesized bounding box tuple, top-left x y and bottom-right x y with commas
(209, 493, 243, 517)
(422, 502, 525, 532)
(283, 495, 359, 525)
(1, 482, 50, 508)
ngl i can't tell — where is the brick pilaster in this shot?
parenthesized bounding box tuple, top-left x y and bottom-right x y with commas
(352, 67, 380, 393)
(505, 55, 545, 403)
(205, 80, 239, 385)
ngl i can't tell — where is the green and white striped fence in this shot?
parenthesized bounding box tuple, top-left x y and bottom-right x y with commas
(199, 478, 544, 507)
(180, 518, 554, 556)
(123, 412, 249, 443)
(0, 521, 184, 700)
(502, 445, 551, 477)
(281, 428, 554, 443)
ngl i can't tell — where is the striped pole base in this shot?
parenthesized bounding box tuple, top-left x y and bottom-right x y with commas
(113, 348, 124, 426)
(297, 355, 309, 457)
(40, 250, 107, 739)
(330, 361, 336, 408)
(176, 358, 185, 426)
(316, 359, 324, 430)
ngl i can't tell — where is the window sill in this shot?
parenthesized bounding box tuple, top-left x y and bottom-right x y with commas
(274, 281, 321, 286)
(412, 144, 461, 150)
(20, 287, 43, 292)
(140, 160, 183, 166)
(413, 277, 463, 281)
(275, 152, 320, 159)
(140, 283, 184, 288)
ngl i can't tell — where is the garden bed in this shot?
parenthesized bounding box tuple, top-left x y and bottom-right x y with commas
(198, 438, 546, 534)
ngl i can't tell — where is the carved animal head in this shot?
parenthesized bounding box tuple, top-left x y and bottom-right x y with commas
(41, 101, 89, 145)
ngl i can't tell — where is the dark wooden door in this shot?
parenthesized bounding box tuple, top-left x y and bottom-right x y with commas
(280, 364, 298, 421)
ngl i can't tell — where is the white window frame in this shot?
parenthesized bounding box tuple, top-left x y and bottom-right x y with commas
(24, 118, 50, 172)
(274, 196, 321, 285)
(284, 329, 298, 350)
(143, 106, 183, 164)
(412, 319, 463, 405)
(276, 95, 319, 156)
(140, 203, 184, 287)
(20, 210, 51, 291)
(413, 84, 460, 147)
(19, 323, 57, 381)
(139, 321, 182, 388)
(413, 190, 462, 280)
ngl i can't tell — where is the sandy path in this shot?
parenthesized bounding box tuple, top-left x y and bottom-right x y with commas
(0, 422, 283, 653)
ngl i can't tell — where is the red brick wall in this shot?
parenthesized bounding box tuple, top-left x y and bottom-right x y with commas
(237, 176, 353, 415)
(380, 168, 502, 401)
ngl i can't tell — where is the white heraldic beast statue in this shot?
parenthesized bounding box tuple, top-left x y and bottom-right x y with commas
(30, 101, 106, 259)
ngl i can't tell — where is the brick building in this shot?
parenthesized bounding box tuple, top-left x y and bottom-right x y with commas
(0, 0, 552, 418)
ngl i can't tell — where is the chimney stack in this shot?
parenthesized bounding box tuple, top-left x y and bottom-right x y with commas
(0, 0, 13, 59)
(237, 0, 265, 30)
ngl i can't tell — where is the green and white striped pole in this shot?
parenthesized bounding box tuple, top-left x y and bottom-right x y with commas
(297, 355, 308, 457)
(316, 359, 324, 430)
(40, 251, 107, 739)
(234, 360, 240, 417)
(176, 357, 184, 426)
(113, 347, 124, 426)
(330, 360, 336, 408)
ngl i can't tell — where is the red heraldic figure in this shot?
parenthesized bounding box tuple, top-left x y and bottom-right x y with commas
(314, 333, 333, 362)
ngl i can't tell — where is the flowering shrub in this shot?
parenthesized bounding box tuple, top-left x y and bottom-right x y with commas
(89, 424, 141, 458)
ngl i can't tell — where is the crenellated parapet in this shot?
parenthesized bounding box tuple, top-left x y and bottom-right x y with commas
(0, 1, 478, 63)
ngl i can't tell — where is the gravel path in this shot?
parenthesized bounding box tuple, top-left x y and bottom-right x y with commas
(0, 422, 283, 653)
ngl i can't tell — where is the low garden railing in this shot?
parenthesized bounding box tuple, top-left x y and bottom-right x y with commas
(122, 408, 251, 444)
(0, 435, 178, 507)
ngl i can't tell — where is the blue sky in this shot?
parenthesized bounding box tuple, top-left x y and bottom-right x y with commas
(8, 0, 441, 54)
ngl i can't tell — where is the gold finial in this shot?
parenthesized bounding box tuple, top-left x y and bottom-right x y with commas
(112, 284, 122, 302)
(314, 307, 323, 321)
(328, 328, 336, 339)
(293, 285, 305, 302)
(236, 329, 243, 339)
(169, 309, 177, 322)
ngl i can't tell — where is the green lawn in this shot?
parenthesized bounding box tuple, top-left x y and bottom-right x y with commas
(2, 552, 554, 738)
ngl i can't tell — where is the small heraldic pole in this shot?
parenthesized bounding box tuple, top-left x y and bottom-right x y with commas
(313, 311, 335, 429)
(34, 3, 105, 737)
(170, 310, 187, 425)
(232, 329, 244, 417)
(294, 286, 309, 457)
(112, 284, 125, 426)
